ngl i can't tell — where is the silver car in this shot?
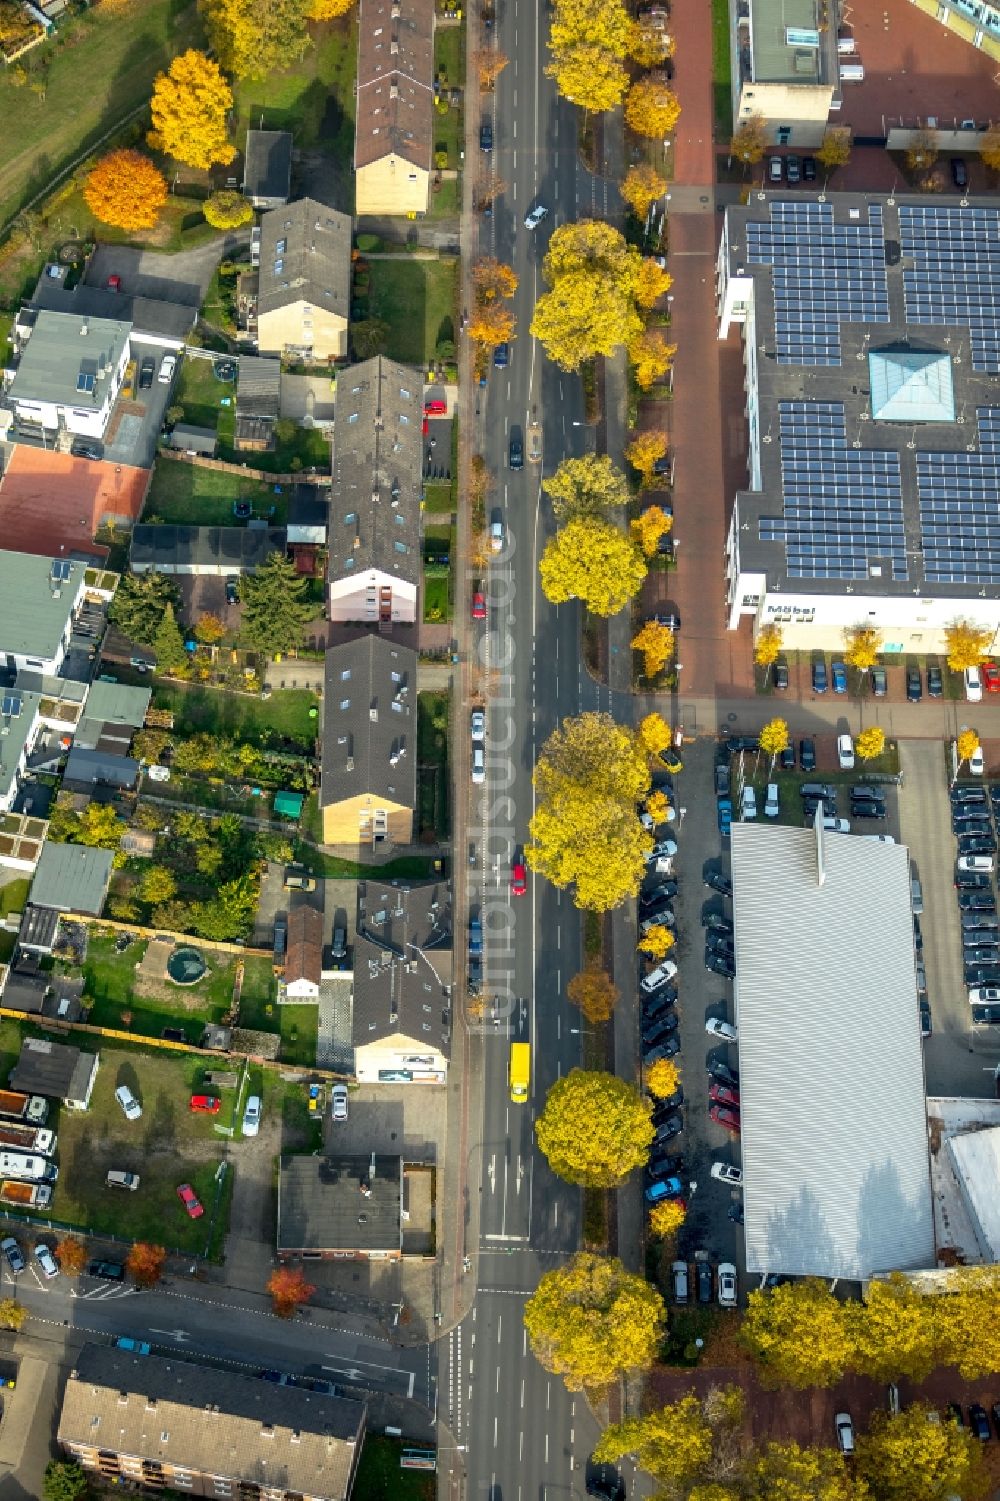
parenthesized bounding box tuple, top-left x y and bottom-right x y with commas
(242, 1095, 261, 1137)
(115, 1084, 142, 1121)
(331, 1085, 349, 1122)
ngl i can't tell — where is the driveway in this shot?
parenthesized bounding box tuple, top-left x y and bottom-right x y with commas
(86, 233, 251, 309)
(223, 1117, 283, 1294)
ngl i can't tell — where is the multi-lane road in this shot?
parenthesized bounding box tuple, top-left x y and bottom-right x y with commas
(449, 3, 620, 1497)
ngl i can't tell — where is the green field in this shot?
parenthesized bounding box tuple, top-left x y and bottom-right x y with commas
(354, 1437, 435, 1501)
(0, 0, 204, 230)
(77, 933, 239, 1044)
(143, 461, 283, 526)
(151, 683, 319, 750)
(367, 258, 459, 367)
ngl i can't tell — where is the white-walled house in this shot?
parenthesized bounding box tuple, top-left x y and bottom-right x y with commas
(8, 311, 131, 442)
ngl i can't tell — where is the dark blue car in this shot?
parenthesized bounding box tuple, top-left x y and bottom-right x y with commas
(812, 660, 828, 694)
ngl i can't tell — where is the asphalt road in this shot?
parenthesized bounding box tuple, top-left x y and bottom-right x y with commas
(453, 3, 610, 1495)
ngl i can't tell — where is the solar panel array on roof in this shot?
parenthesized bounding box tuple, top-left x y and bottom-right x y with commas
(900, 205, 1000, 373)
(916, 408, 1000, 584)
(761, 402, 906, 580)
(745, 200, 890, 365)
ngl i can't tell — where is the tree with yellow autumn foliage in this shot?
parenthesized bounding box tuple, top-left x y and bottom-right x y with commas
(546, 0, 632, 111)
(625, 429, 668, 487)
(148, 50, 236, 169)
(467, 301, 517, 349)
(524, 1253, 665, 1391)
(543, 453, 630, 523)
(855, 726, 885, 762)
(204, 189, 254, 228)
(648, 1198, 686, 1239)
(308, 0, 354, 16)
(638, 924, 674, 960)
(944, 619, 992, 672)
(624, 74, 681, 138)
(957, 729, 981, 768)
(753, 623, 782, 670)
(634, 258, 673, 309)
(473, 256, 518, 302)
(645, 1056, 679, 1100)
(475, 47, 509, 91)
(84, 149, 167, 232)
(629, 328, 677, 389)
(536, 1069, 654, 1186)
(539, 519, 647, 617)
(620, 163, 667, 219)
(531, 220, 646, 371)
(638, 712, 672, 759)
(630, 505, 672, 557)
(731, 115, 767, 167)
(199, 0, 311, 79)
(632, 620, 673, 679)
(567, 964, 619, 1025)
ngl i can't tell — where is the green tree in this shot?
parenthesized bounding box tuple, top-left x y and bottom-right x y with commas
(351, 319, 390, 360)
(132, 728, 168, 765)
(173, 734, 219, 775)
(77, 803, 125, 850)
(535, 1070, 653, 1186)
(543, 454, 630, 523)
(740, 1278, 852, 1389)
(539, 518, 647, 617)
(524, 1253, 665, 1391)
(152, 602, 188, 672)
(596, 1388, 744, 1495)
(203, 189, 254, 229)
(109, 572, 178, 645)
(747, 1441, 862, 1501)
(944, 619, 993, 672)
(43, 1461, 89, 1501)
(198, 0, 311, 79)
(140, 865, 177, 905)
(240, 553, 313, 658)
(46, 793, 81, 844)
(855, 1407, 986, 1501)
(527, 713, 652, 912)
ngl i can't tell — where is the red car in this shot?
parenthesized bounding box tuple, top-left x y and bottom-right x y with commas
(511, 861, 527, 897)
(423, 396, 447, 415)
(177, 1184, 204, 1219)
(189, 1095, 221, 1115)
(983, 662, 1000, 694)
(709, 1104, 741, 1135)
(709, 1081, 740, 1109)
(472, 591, 487, 620)
(106, 274, 122, 292)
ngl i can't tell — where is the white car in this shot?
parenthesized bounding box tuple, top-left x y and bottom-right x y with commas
(965, 666, 984, 702)
(524, 204, 549, 230)
(717, 1262, 738, 1307)
(490, 513, 504, 552)
(835, 1413, 855, 1456)
(330, 1084, 349, 1122)
(741, 785, 757, 820)
(114, 1084, 142, 1121)
(242, 1094, 262, 1137)
(819, 817, 851, 834)
(970, 744, 985, 776)
(671, 1259, 689, 1304)
(472, 745, 486, 784)
(764, 783, 779, 819)
(34, 1243, 58, 1280)
(710, 1161, 743, 1186)
(970, 986, 1000, 1005)
(837, 734, 855, 770)
(706, 1017, 738, 1043)
(471, 708, 485, 744)
(958, 855, 995, 873)
(641, 960, 678, 993)
(862, 834, 896, 844)
(158, 353, 177, 385)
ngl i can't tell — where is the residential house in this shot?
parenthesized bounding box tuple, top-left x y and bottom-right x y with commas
(283, 903, 323, 1000)
(0, 690, 44, 815)
(319, 636, 417, 847)
(0, 552, 91, 676)
(30, 843, 113, 917)
(355, 0, 435, 215)
(242, 129, 294, 209)
(277, 1154, 402, 1260)
(10, 1036, 99, 1110)
(62, 747, 139, 793)
(0, 446, 147, 557)
(352, 879, 452, 1083)
(1, 958, 83, 1022)
(7, 310, 131, 443)
(74, 679, 151, 757)
(733, 0, 837, 147)
(27, 273, 197, 350)
(254, 197, 352, 362)
(328, 356, 423, 625)
(58, 1344, 367, 1501)
(235, 357, 281, 452)
(130, 525, 286, 576)
(17, 906, 60, 955)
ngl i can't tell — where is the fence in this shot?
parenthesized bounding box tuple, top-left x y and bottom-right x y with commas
(155, 448, 331, 487)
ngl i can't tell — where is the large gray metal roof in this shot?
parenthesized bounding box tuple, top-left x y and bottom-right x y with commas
(731, 821, 935, 1282)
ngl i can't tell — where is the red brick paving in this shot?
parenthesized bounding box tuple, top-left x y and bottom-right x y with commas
(838, 0, 1000, 140)
(669, 0, 715, 187)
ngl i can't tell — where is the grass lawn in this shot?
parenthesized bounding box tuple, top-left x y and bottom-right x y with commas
(231, 19, 357, 214)
(277, 1004, 319, 1066)
(49, 1044, 231, 1255)
(77, 934, 240, 1043)
(710, 0, 733, 139)
(143, 461, 283, 526)
(742, 748, 902, 829)
(423, 481, 454, 515)
(367, 258, 459, 367)
(45, 184, 220, 256)
(354, 1436, 435, 1501)
(151, 683, 319, 751)
(432, 26, 465, 172)
(417, 689, 450, 840)
(0, 878, 31, 918)
(0, 0, 204, 229)
(236, 962, 315, 1065)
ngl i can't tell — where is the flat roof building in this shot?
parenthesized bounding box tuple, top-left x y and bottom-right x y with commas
(730, 820, 935, 1282)
(718, 194, 1000, 655)
(733, 0, 838, 146)
(277, 1154, 402, 1258)
(0, 552, 89, 674)
(8, 310, 131, 443)
(130, 524, 286, 576)
(31, 842, 113, 916)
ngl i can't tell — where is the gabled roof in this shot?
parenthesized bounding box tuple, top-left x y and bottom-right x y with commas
(83, 680, 150, 729)
(320, 636, 417, 814)
(63, 747, 139, 790)
(355, 0, 435, 172)
(236, 357, 282, 417)
(258, 198, 351, 321)
(242, 129, 293, 203)
(328, 356, 423, 588)
(286, 903, 323, 987)
(59, 1344, 365, 1501)
(352, 879, 452, 1055)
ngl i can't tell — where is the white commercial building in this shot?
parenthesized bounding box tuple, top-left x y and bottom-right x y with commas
(731, 819, 936, 1282)
(717, 193, 1000, 655)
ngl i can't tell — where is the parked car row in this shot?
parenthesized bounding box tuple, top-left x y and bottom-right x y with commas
(953, 785, 1000, 1013)
(666, 1253, 738, 1307)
